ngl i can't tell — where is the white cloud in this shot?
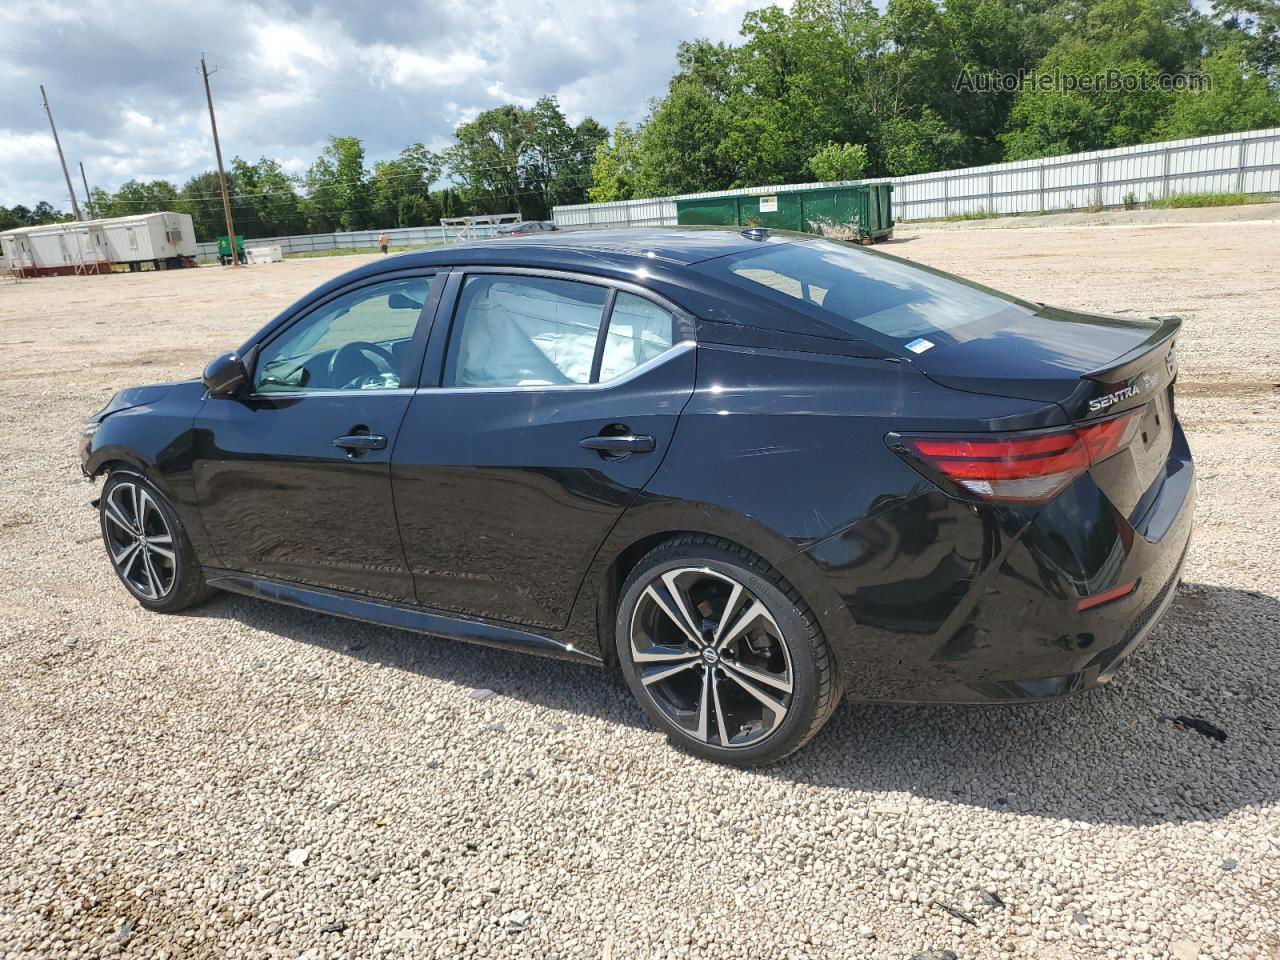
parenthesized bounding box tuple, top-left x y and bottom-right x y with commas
(0, 0, 783, 208)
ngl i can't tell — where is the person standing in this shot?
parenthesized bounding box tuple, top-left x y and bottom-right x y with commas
(378, 230, 390, 255)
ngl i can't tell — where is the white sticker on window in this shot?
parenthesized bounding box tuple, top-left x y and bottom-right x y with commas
(758, 195, 778, 213)
(905, 338, 934, 354)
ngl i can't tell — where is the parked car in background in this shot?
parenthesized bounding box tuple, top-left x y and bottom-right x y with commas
(495, 220, 558, 236)
(80, 227, 1194, 766)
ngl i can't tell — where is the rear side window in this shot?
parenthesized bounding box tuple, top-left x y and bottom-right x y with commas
(447, 275, 608, 387)
(445, 277, 678, 388)
(699, 239, 1031, 344)
(600, 292, 674, 382)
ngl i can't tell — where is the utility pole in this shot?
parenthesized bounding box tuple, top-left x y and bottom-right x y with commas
(40, 85, 82, 221)
(200, 55, 239, 267)
(79, 162, 95, 220)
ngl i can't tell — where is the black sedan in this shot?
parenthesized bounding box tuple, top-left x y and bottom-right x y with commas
(81, 228, 1194, 765)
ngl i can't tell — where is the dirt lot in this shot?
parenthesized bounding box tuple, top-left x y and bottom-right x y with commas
(1, 219, 1278, 960)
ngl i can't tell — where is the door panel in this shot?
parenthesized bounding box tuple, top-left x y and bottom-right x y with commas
(192, 273, 442, 601)
(392, 346, 696, 627)
(193, 391, 417, 600)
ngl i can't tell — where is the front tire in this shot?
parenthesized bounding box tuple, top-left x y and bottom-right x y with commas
(616, 535, 841, 766)
(100, 469, 212, 612)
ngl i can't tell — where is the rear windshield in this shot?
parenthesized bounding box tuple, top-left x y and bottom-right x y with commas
(698, 238, 1033, 347)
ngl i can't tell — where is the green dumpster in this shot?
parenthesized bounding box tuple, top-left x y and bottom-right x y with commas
(216, 235, 247, 265)
(675, 183, 893, 242)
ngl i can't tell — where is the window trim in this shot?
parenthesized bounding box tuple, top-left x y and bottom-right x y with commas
(423, 341, 696, 396)
(424, 266, 694, 392)
(245, 269, 446, 399)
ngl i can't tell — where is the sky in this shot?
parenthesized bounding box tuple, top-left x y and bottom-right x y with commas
(0, 0, 787, 210)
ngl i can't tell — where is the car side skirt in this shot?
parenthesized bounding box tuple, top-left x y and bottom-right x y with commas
(203, 569, 603, 666)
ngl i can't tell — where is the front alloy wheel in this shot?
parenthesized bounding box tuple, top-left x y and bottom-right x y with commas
(99, 470, 213, 612)
(103, 479, 176, 600)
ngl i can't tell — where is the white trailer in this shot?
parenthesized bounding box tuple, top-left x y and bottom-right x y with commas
(0, 221, 111, 276)
(98, 212, 197, 270)
(0, 211, 198, 277)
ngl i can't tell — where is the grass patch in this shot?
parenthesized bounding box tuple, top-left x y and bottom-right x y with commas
(1146, 191, 1270, 209)
(940, 209, 1003, 222)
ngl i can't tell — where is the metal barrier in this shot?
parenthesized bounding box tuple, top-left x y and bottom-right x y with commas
(194, 223, 506, 261)
(551, 127, 1280, 226)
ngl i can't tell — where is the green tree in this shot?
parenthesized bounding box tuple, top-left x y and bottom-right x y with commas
(806, 142, 870, 181)
(588, 123, 643, 202)
(879, 109, 968, 174)
(635, 76, 737, 195)
(1211, 0, 1280, 78)
(304, 136, 371, 232)
(1000, 42, 1175, 158)
(446, 98, 606, 218)
(1160, 39, 1280, 136)
(447, 104, 532, 216)
(371, 143, 443, 227)
(177, 172, 240, 242)
(31, 201, 73, 224)
(99, 179, 180, 217)
(232, 157, 307, 237)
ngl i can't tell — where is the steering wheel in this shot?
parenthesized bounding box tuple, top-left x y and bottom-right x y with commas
(327, 341, 398, 389)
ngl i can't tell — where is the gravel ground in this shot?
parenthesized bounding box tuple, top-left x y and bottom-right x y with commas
(1, 219, 1278, 960)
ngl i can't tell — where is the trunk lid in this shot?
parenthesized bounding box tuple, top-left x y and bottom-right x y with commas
(911, 307, 1182, 521)
(908, 306, 1180, 421)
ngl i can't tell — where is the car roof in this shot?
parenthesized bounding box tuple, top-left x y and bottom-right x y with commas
(391, 227, 804, 269)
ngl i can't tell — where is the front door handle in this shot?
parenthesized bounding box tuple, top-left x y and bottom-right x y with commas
(579, 434, 656, 455)
(334, 433, 387, 454)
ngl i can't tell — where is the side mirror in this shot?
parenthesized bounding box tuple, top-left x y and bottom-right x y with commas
(388, 292, 423, 310)
(203, 351, 248, 396)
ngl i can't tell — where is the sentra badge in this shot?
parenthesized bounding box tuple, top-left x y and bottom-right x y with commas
(1089, 381, 1143, 413)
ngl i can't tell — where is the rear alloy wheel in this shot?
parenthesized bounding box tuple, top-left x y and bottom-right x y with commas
(617, 535, 840, 766)
(100, 470, 213, 612)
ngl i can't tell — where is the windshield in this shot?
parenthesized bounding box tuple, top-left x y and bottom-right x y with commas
(698, 239, 1034, 348)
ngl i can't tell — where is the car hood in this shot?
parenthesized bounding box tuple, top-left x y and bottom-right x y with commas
(88, 381, 184, 422)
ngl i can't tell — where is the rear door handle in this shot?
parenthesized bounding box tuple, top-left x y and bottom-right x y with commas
(579, 434, 655, 455)
(334, 434, 387, 453)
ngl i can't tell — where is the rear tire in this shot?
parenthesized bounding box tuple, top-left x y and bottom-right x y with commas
(615, 534, 841, 766)
(100, 469, 213, 613)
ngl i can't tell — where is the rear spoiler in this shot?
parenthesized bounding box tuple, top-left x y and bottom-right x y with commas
(1082, 315, 1181, 384)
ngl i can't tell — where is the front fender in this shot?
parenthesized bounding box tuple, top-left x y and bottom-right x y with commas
(79, 381, 213, 559)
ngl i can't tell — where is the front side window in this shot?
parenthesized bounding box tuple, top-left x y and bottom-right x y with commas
(447, 275, 608, 387)
(255, 275, 435, 393)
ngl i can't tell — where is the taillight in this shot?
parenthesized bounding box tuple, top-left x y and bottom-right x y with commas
(888, 410, 1142, 504)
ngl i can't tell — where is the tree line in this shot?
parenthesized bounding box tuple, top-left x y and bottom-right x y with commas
(4, 0, 1278, 237)
(589, 0, 1280, 199)
(2, 96, 605, 242)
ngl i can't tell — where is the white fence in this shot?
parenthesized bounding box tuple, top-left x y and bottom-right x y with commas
(551, 127, 1280, 227)
(194, 223, 506, 260)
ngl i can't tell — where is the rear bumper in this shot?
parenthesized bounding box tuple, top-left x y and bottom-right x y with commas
(801, 424, 1196, 704)
(959, 521, 1191, 703)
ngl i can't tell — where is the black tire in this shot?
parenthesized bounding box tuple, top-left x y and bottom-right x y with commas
(615, 534, 842, 766)
(99, 469, 214, 613)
